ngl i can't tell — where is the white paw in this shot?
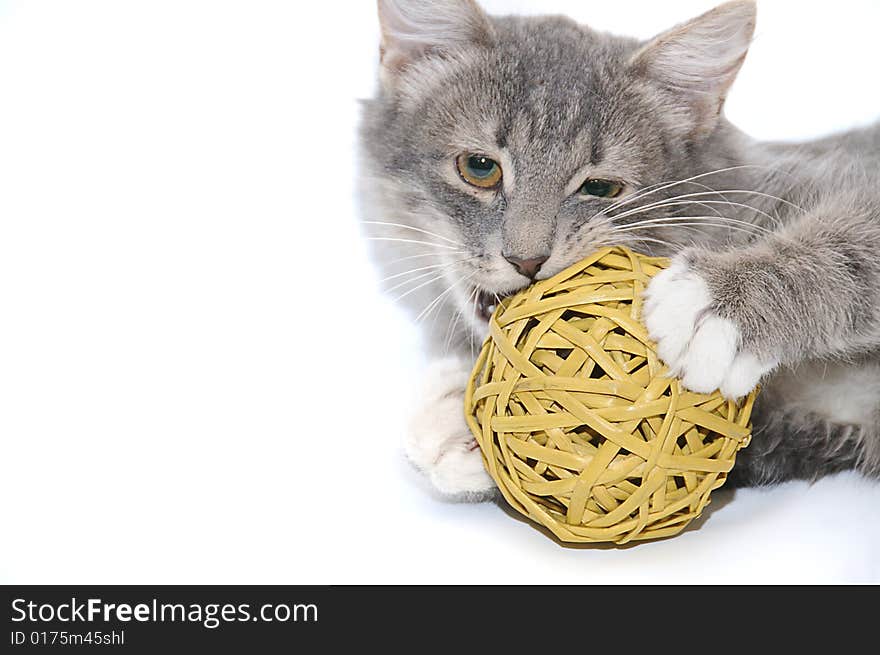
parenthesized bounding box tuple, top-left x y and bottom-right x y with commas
(405, 358, 496, 500)
(642, 260, 776, 399)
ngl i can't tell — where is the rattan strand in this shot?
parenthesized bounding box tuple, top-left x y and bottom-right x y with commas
(464, 247, 757, 544)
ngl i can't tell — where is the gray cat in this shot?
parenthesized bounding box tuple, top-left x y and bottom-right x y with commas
(358, 0, 880, 498)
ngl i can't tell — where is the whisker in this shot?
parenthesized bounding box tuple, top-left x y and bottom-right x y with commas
(365, 237, 461, 251)
(591, 164, 797, 223)
(378, 256, 477, 284)
(424, 284, 455, 337)
(599, 179, 690, 218)
(570, 183, 699, 233)
(608, 195, 778, 230)
(384, 251, 463, 267)
(689, 188, 806, 215)
(468, 284, 479, 362)
(391, 272, 449, 303)
(415, 270, 478, 324)
(613, 221, 768, 238)
(613, 213, 771, 235)
(414, 283, 455, 326)
(611, 234, 680, 249)
(443, 307, 464, 355)
(362, 221, 464, 246)
(384, 268, 449, 295)
(444, 284, 488, 353)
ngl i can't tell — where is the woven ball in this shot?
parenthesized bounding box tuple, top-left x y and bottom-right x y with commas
(464, 247, 757, 544)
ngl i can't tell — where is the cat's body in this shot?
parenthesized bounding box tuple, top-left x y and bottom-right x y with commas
(359, 0, 880, 497)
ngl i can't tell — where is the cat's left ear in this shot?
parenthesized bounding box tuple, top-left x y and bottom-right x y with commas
(629, 0, 756, 139)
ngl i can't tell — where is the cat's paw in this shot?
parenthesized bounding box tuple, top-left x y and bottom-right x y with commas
(405, 358, 496, 501)
(642, 259, 776, 399)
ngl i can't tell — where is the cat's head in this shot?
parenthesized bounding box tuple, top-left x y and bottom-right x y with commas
(360, 0, 756, 346)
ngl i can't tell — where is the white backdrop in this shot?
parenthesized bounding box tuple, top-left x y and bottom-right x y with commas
(1, 0, 879, 584)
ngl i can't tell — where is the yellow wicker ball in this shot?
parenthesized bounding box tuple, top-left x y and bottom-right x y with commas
(464, 247, 757, 544)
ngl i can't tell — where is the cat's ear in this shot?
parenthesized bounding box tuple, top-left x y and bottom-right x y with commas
(629, 0, 756, 139)
(377, 0, 494, 79)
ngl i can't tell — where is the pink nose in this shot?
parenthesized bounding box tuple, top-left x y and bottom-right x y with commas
(504, 255, 548, 280)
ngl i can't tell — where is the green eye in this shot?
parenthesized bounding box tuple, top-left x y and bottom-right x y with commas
(579, 178, 623, 198)
(456, 153, 502, 189)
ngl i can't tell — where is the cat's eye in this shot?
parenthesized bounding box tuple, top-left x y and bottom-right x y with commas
(579, 178, 624, 199)
(456, 153, 503, 189)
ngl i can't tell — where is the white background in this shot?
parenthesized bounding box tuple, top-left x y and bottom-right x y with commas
(1, 0, 879, 584)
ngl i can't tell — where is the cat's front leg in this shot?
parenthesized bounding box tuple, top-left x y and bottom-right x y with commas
(642, 256, 780, 399)
(643, 210, 880, 399)
(404, 357, 497, 500)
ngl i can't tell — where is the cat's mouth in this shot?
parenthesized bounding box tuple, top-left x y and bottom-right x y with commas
(474, 288, 511, 322)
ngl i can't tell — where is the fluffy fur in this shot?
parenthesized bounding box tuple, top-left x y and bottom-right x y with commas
(359, 0, 880, 496)
(405, 357, 495, 499)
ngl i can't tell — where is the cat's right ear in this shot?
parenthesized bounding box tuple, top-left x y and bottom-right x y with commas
(377, 0, 494, 83)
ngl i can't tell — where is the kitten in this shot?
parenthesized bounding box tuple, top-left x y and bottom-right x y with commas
(358, 0, 880, 499)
